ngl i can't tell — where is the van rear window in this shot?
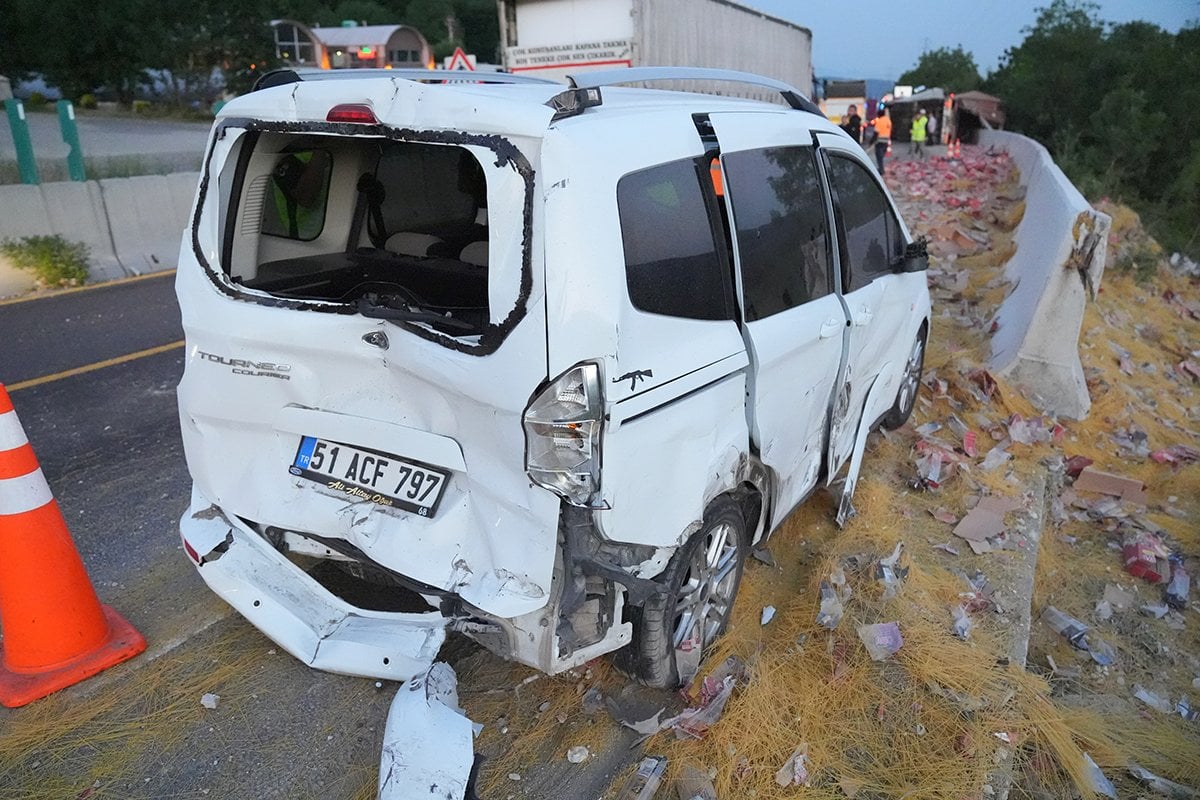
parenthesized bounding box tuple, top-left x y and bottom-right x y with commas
(222, 132, 500, 339)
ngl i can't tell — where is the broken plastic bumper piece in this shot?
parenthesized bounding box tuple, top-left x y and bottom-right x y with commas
(179, 489, 447, 680)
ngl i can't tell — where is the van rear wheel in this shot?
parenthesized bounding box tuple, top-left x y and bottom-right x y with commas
(616, 497, 748, 689)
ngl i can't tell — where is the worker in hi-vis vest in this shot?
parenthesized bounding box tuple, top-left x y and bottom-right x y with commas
(269, 150, 330, 240)
(911, 109, 929, 160)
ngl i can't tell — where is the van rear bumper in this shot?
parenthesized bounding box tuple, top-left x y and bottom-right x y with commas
(179, 487, 447, 681)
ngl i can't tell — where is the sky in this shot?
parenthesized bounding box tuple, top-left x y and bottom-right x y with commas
(750, 0, 1199, 80)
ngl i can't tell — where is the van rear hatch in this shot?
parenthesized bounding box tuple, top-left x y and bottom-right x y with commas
(177, 78, 559, 620)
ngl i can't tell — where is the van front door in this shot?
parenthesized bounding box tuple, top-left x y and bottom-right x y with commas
(710, 113, 847, 527)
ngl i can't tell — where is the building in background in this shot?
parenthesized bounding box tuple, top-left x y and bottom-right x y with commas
(271, 20, 433, 70)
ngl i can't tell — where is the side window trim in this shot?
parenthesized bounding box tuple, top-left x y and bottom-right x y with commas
(816, 148, 849, 296)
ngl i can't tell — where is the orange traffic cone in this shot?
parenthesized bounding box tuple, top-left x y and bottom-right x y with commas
(954, 139, 962, 159)
(0, 385, 145, 707)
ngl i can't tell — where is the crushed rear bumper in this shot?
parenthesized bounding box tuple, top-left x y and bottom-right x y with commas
(179, 487, 447, 681)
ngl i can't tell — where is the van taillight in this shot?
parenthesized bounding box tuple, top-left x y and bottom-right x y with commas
(523, 363, 603, 507)
(327, 104, 378, 124)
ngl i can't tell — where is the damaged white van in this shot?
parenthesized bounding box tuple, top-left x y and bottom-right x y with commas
(177, 67, 930, 689)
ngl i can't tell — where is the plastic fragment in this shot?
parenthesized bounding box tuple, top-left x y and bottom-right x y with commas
(675, 764, 717, 800)
(1083, 752, 1118, 799)
(952, 605, 972, 639)
(857, 622, 904, 661)
(200, 693, 220, 710)
(378, 663, 477, 800)
(876, 542, 908, 600)
(1141, 602, 1170, 619)
(1165, 563, 1191, 609)
(774, 743, 812, 787)
(979, 446, 1011, 471)
(761, 606, 776, 626)
(1133, 684, 1174, 714)
(1128, 763, 1200, 798)
(615, 756, 667, 800)
(566, 745, 590, 764)
(1177, 697, 1199, 723)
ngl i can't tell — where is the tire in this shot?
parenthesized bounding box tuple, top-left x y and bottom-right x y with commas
(881, 327, 927, 431)
(616, 497, 748, 689)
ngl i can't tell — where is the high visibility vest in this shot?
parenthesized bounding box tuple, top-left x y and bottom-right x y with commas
(911, 116, 929, 143)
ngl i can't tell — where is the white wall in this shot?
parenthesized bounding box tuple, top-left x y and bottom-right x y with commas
(981, 129, 1109, 420)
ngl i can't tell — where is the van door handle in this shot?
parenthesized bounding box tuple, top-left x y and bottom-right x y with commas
(820, 318, 843, 338)
(854, 307, 874, 326)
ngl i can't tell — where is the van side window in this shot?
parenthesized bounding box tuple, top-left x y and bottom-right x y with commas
(825, 154, 904, 292)
(261, 149, 332, 241)
(617, 159, 733, 321)
(722, 146, 832, 321)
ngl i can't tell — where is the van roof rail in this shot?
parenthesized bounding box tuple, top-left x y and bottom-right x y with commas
(252, 67, 557, 92)
(566, 67, 822, 115)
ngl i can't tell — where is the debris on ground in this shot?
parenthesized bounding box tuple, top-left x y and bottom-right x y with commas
(614, 756, 667, 800)
(1083, 752, 1119, 799)
(760, 606, 776, 626)
(674, 764, 717, 800)
(379, 662, 478, 800)
(662, 657, 746, 740)
(1128, 763, 1200, 798)
(566, 745, 590, 764)
(199, 693, 220, 710)
(773, 743, 812, 788)
(856, 622, 904, 661)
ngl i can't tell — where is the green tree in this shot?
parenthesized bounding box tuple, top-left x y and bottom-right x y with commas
(160, 0, 279, 102)
(986, 1, 1200, 259)
(898, 46, 981, 93)
(333, 0, 396, 25)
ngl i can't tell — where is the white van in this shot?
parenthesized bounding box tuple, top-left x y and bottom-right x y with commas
(176, 67, 930, 688)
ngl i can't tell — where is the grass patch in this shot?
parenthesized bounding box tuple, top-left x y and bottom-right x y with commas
(0, 235, 90, 287)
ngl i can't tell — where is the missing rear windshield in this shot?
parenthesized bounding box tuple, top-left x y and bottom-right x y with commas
(207, 124, 534, 353)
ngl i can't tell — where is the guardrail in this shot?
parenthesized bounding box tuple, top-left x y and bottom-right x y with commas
(981, 129, 1109, 420)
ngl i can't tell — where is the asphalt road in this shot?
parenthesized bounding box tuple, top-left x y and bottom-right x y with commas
(0, 274, 648, 799)
(0, 111, 212, 160)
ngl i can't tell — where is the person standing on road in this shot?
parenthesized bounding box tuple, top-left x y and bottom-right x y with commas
(911, 109, 928, 159)
(845, 104, 862, 143)
(927, 110, 939, 146)
(871, 108, 892, 175)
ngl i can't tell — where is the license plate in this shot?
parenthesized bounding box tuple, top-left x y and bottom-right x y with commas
(289, 436, 449, 517)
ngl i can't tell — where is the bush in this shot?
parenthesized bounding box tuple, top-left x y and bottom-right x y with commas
(78, 93, 98, 109)
(0, 236, 90, 287)
(131, 99, 151, 114)
(26, 91, 47, 108)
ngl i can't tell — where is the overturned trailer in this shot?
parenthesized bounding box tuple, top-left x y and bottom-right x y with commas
(496, 0, 813, 98)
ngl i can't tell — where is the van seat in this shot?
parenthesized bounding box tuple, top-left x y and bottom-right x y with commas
(458, 241, 488, 268)
(385, 232, 443, 257)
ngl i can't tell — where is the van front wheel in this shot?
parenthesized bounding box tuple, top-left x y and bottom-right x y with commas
(881, 328, 926, 430)
(617, 497, 747, 689)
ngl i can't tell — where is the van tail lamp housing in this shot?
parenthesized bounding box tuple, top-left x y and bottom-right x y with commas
(523, 363, 605, 507)
(327, 103, 378, 124)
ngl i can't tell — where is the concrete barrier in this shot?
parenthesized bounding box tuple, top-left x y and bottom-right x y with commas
(980, 130, 1109, 420)
(0, 172, 199, 288)
(39, 181, 124, 281)
(99, 174, 194, 275)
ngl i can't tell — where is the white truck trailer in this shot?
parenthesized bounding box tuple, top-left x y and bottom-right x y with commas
(496, 0, 813, 99)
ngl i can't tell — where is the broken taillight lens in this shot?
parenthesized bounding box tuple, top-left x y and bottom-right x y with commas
(523, 363, 603, 507)
(327, 103, 378, 124)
